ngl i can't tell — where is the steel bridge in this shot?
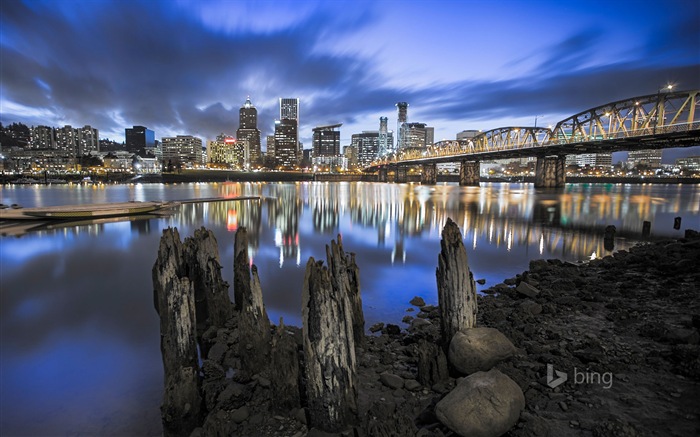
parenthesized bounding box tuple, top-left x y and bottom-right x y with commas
(366, 89, 700, 187)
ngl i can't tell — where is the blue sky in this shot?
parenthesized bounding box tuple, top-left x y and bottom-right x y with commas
(1, 0, 699, 161)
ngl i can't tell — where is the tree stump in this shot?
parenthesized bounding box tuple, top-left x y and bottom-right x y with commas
(183, 227, 232, 333)
(152, 228, 202, 437)
(302, 257, 358, 432)
(233, 227, 271, 380)
(416, 339, 449, 387)
(326, 235, 365, 346)
(270, 318, 301, 412)
(436, 218, 477, 348)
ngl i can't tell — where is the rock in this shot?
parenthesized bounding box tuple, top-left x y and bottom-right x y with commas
(435, 369, 525, 437)
(402, 315, 414, 324)
(516, 281, 541, 298)
(384, 324, 401, 336)
(379, 372, 405, 390)
(369, 322, 385, 333)
(476, 278, 486, 285)
(529, 259, 551, 273)
(409, 317, 432, 331)
(404, 379, 422, 391)
(410, 296, 426, 307)
(519, 300, 543, 316)
(231, 406, 249, 424)
(448, 327, 517, 375)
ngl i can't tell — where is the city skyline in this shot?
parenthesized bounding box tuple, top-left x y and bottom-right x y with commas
(1, 0, 699, 163)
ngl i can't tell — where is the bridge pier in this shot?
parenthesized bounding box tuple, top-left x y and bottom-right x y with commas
(459, 161, 480, 186)
(395, 166, 408, 183)
(421, 163, 437, 185)
(377, 168, 388, 182)
(535, 156, 566, 188)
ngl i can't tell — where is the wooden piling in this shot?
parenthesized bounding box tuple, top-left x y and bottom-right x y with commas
(326, 235, 365, 346)
(436, 218, 477, 348)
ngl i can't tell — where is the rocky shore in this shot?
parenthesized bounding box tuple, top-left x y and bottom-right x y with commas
(153, 226, 699, 437)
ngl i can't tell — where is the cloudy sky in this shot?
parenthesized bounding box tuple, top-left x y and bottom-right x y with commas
(1, 0, 699, 160)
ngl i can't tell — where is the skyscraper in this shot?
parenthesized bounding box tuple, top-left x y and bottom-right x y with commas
(274, 119, 298, 168)
(236, 97, 261, 168)
(280, 98, 300, 160)
(312, 124, 342, 157)
(396, 102, 409, 150)
(379, 116, 390, 157)
(352, 131, 380, 167)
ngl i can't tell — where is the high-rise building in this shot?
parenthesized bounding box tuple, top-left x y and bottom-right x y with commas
(266, 135, 275, 157)
(352, 131, 380, 167)
(78, 126, 99, 155)
(628, 149, 662, 169)
(161, 135, 203, 165)
(125, 126, 155, 153)
(236, 97, 261, 168)
(404, 122, 433, 151)
(312, 124, 342, 157)
(343, 145, 358, 168)
(280, 98, 300, 159)
(54, 125, 77, 154)
(396, 102, 409, 150)
(378, 116, 392, 157)
(274, 119, 298, 168)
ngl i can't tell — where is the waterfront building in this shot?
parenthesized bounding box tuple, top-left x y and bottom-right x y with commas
(352, 131, 380, 167)
(280, 98, 300, 160)
(274, 119, 298, 169)
(628, 149, 662, 169)
(675, 156, 700, 172)
(343, 145, 358, 169)
(236, 97, 261, 168)
(566, 153, 613, 168)
(312, 124, 342, 158)
(125, 126, 155, 153)
(161, 135, 203, 166)
(29, 125, 55, 149)
(7, 149, 76, 172)
(207, 134, 237, 166)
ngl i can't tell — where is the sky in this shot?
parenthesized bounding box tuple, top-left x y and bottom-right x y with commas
(1, 0, 699, 162)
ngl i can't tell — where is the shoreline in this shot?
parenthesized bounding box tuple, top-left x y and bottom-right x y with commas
(156, 226, 700, 436)
(2, 170, 698, 185)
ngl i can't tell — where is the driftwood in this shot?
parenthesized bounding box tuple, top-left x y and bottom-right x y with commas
(436, 218, 477, 348)
(152, 228, 202, 437)
(302, 257, 358, 432)
(233, 227, 271, 380)
(326, 235, 365, 346)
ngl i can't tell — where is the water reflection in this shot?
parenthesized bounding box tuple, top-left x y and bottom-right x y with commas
(1, 181, 698, 436)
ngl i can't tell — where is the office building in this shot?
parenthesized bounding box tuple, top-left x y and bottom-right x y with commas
(396, 102, 409, 150)
(280, 98, 300, 157)
(675, 156, 700, 171)
(125, 126, 155, 153)
(566, 153, 613, 167)
(161, 135, 203, 165)
(207, 134, 237, 166)
(236, 97, 261, 167)
(274, 119, 298, 168)
(628, 149, 662, 169)
(378, 116, 393, 157)
(312, 124, 342, 157)
(352, 131, 380, 167)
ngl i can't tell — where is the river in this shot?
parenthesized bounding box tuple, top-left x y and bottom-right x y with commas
(1, 181, 698, 436)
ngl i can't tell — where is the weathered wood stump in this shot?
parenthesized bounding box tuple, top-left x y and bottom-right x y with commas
(233, 227, 272, 380)
(326, 235, 365, 346)
(416, 339, 449, 387)
(152, 228, 202, 437)
(302, 257, 358, 432)
(436, 218, 477, 348)
(183, 227, 233, 334)
(270, 318, 301, 412)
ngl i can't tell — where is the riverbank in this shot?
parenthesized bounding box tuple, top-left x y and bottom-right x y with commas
(158, 227, 699, 436)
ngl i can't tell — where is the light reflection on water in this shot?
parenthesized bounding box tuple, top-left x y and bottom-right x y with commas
(1, 181, 698, 436)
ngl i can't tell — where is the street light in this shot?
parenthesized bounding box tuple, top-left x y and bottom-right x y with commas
(654, 83, 675, 135)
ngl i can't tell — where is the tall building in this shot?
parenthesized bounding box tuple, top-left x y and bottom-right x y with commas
(280, 98, 300, 159)
(236, 97, 261, 168)
(312, 124, 342, 157)
(343, 145, 358, 168)
(266, 135, 275, 157)
(161, 135, 203, 165)
(396, 102, 409, 150)
(352, 131, 380, 167)
(378, 116, 392, 157)
(404, 122, 433, 151)
(125, 126, 155, 153)
(274, 119, 298, 168)
(78, 125, 99, 155)
(628, 149, 662, 169)
(54, 125, 77, 154)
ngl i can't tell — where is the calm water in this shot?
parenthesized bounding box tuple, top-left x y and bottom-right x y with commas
(1, 181, 698, 436)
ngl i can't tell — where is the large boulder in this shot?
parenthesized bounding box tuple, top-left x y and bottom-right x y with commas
(448, 327, 517, 375)
(435, 368, 525, 437)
